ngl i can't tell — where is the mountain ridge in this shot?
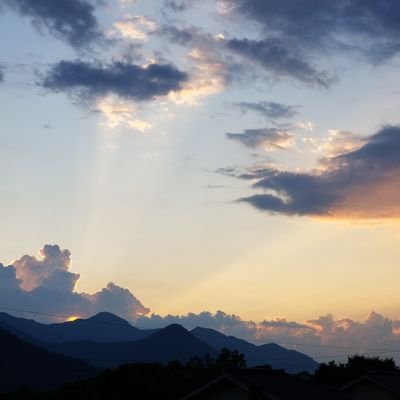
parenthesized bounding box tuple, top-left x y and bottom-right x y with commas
(191, 326, 319, 373)
(0, 312, 318, 372)
(0, 311, 153, 343)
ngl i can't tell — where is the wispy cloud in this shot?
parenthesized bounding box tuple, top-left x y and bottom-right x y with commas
(111, 16, 157, 41)
(96, 96, 152, 132)
(163, 0, 195, 12)
(236, 101, 298, 120)
(2, 0, 104, 49)
(226, 37, 334, 88)
(227, 128, 295, 151)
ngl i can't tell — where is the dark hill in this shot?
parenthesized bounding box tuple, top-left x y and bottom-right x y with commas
(0, 326, 96, 393)
(48, 324, 217, 368)
(0, 312, 153, 343)
(191, 327, 319, 373)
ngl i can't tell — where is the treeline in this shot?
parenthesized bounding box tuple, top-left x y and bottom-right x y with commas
(314, 354, 398, 387)
(0, 351, 398, 400)
(0, 348, 246, 400)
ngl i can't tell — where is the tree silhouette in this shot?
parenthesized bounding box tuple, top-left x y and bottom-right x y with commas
(314, 355, 398, 387)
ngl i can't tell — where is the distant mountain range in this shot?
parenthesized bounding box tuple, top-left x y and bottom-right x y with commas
(47, 324, 218, 368)
(191, 327, 318, 372)
(0, 311, 154, 343)
(0, 311, 318, 391)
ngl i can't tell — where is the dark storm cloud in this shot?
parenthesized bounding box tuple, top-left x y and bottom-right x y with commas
(41, 60, 188, 101)
(237, 101, 298, 120)
(0, 69, 4, 83)
(0, 244, 150, 322)
(227, 128, 294, 151)
(226, 38, 334, 88)
(237, 126, 400, 218)
(223, 0, 400, 60)
(2, 0, 103, 48)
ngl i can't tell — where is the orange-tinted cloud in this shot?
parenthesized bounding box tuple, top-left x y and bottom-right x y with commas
(236, 126, 400, 219)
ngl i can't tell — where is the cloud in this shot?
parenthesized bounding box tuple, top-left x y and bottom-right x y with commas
(237, 101, 298, 120)
(156, 25, 194, 46)
(41, 60, 188, 102)
(221, 0, 400, 61)
(155, 26, 230, 103)
(235, 126, 400, 219)
(0, 69, 3, 83)
(169, 47, 227, 104)
(118, 0, 137, 6)
(137, 310, 258, 339)
(227, 128, 295, 151)
(89, 282, 150, 321)
(316, 130, 364, 157)
(0, 245, 150, 322)
(96, 96, 152, 131)
(306, 312, 399, 350)
(13, 244, 75, 291)
(226, 37, 334, 88)
(156, 26, 251, 102)
(296, 122, 315, 132)
(137, 310, 400, 362)
(163, 0, 195, 12)
(111, 16, 157, 41)
(2, 0, 103, 48)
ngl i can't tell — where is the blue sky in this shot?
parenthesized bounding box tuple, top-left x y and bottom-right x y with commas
(2, 0, 400, 360)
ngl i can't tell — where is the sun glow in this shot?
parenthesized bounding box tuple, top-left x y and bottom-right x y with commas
(66, 315, 80, 322)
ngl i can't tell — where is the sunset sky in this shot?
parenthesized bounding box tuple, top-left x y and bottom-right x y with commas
(1, 0, 400, 358)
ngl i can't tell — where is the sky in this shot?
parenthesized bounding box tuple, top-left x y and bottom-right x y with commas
(1, 0, 400, 361)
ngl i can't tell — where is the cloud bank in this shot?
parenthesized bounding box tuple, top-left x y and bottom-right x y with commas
(0, 244, 150, 322)
(2, 0, 103, 48)
(236, 126, 400, 219)
(137, 310, 400, 362)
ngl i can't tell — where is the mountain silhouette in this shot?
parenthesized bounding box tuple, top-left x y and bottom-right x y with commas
(0, 326, 96, 392)
(0, 311, 153, 343)
(0, 312, 318, 373)
(48, 323, 217, 368)
(191, 327, 319, 373)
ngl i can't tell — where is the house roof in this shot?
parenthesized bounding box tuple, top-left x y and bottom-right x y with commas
(341, 370, 400, 396)
(183, 368, 349, 399)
